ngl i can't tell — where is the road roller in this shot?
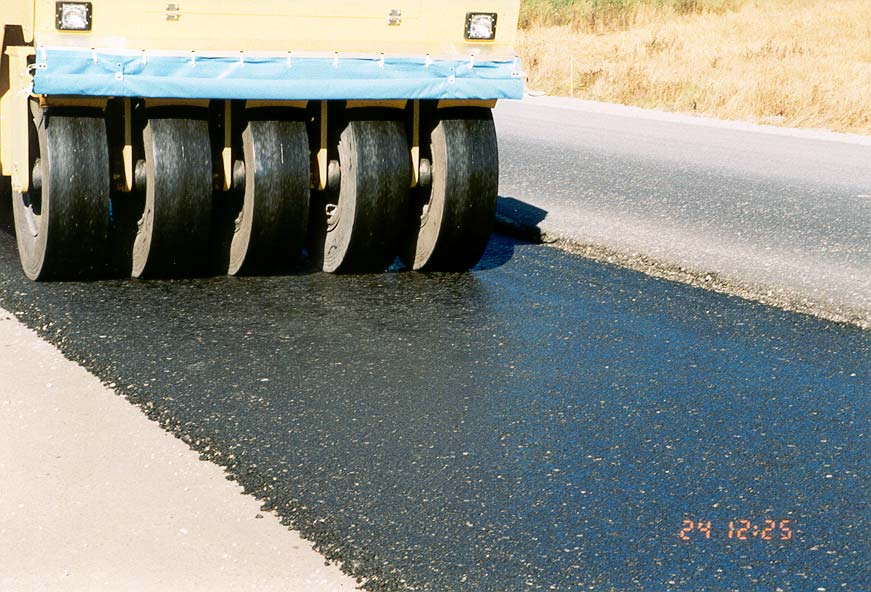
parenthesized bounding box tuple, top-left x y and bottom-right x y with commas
(0, 1, 523, 279)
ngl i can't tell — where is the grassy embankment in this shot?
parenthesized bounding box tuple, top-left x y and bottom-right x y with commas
(517, 0, 871, 134)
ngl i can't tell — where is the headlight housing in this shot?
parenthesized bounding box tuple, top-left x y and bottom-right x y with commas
(465, 13, 497, 40)
(56, 2, 93, 31)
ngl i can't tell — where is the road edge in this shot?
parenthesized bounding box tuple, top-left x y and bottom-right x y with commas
(0, 307, 361, 592)
(493, 212, 871, 331)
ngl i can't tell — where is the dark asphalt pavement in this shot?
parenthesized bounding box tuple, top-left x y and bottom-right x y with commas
(0, 215, 869, 590)
(495, 98, 871, 327)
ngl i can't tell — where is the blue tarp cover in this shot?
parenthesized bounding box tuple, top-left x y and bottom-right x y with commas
(33, 48, 524, 100)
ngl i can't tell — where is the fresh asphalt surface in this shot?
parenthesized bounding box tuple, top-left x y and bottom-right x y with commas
(1, 199, 869, 588)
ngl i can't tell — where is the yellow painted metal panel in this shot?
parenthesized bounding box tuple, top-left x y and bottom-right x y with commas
(123, 98, 133, 192)
(1, 2, 35, 43)
(40, 97, 108, 108)
(222, 100, 232, 191)
(0, 89, 10, 177)
(5, 46, 35, 191)
(437, 99, 498, 109)
(144, 98, 210, 108)
(2, 6, 36, 176)
(317, 101, 328, 191)
(33, 0, 519, 59)
(345, 100, 407, 110)
(245, 100, 309, 109)
(410, 99, 420, 188)
(0, 31, 7, 175)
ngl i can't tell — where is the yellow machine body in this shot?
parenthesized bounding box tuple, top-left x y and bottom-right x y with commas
(2, 0, 521, 280)
(33, 1, 518, 55)
(2, 0, 522, 189)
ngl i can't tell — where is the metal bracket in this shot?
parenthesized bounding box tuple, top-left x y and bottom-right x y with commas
(317, 101, 328, 191)
(436, 99, 497, 110)
(5, 46, 35, 193)
(123, 98, 133, 192)
(222, 100, 232, 191)
(410, 100, 420, 188)
(245, 100, 308, 110)
(144, 98, 209, 108)
(345, 100, 407, 110)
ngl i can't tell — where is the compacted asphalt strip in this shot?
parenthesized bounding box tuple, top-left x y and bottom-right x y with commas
(0, 216, 868, 589)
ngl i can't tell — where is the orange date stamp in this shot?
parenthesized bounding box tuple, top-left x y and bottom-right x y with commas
(678, 519, 793, 541)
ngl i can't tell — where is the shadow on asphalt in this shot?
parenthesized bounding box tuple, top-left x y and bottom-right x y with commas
(496, 195, 547, 243)
(467, 195, 549, 271)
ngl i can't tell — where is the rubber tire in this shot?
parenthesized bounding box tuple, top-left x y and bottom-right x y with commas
(317, 117, 409, 273)
(132, 112, 213, 278)
(227, 115, 310, 275)
(12, 106, 110, 280)
(402, 108, 498, 271)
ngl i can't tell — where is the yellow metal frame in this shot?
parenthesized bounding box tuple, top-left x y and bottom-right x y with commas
(222, 100, 232, 191)
(345, 100, 408, 110)
(31, 1, 520, 56)
(39, 96, 108, 108)
(2, 1, 519, 185)
(143, 98, 210, 108)
(245, 100, 308, 110)
(122, 98, 133, 192)
(318, 100, 328, 191)
(3, 46, 34, 192)
(437, 99, 498, 109)
(2, 5, 34, 44)
(411, 100, 420, 188)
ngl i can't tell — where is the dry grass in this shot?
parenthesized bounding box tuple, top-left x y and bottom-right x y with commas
(519, 0, 743, 32)
(518, 0, 871, 134)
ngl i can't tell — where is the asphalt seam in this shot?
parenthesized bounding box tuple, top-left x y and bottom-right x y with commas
(494, 214, 871, 332)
